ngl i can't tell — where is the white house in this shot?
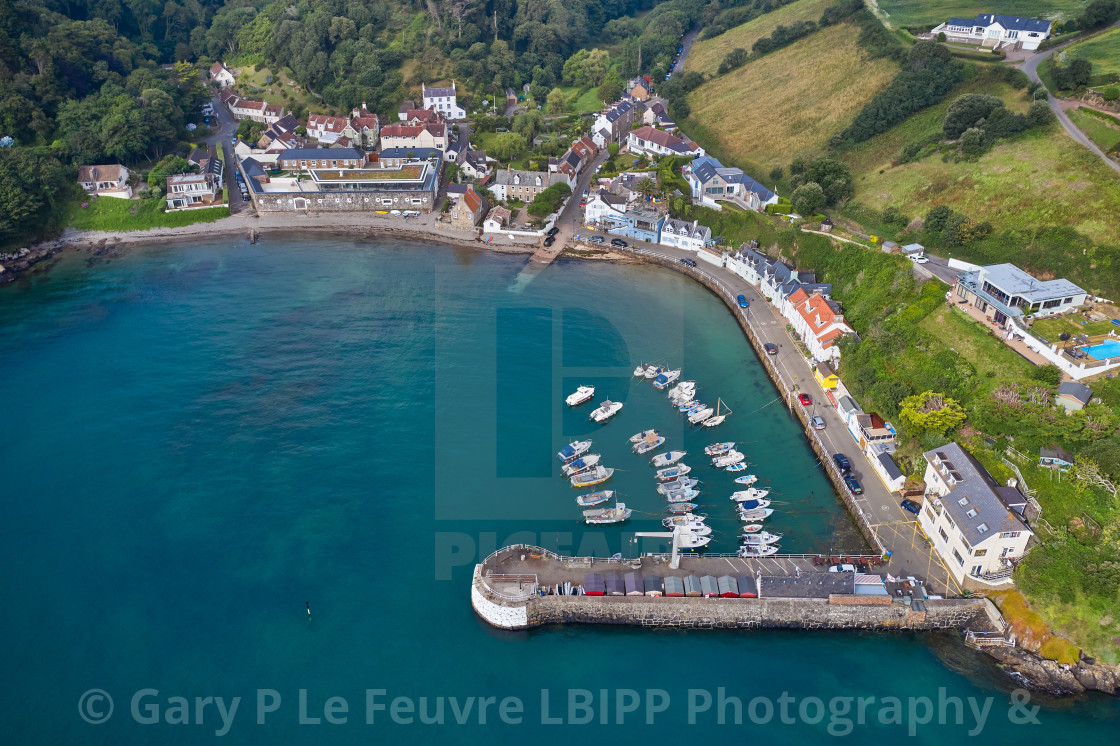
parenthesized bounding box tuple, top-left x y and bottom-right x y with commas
(659, 218, 711, 252)
(209, 62, 235, 87)
(583, 190, 628, 226)
(165, 172, 220, 211)
(460, 150, 491, 180)
(954, 263, 1087, 327)
(421, 83, 465, 120)
(627, 126, 704, 158)
(228, 97, 284, 124)
(786, 287, 854, 362)
(307, 114, 349, 143)
(686, 156, 777, 212)
(592, 100, 638, 147)
(77, 164, 132, 198)
(931, 14, 1051, 51)
(483, 206, 512, 233)
(917, 442, 1034, 586)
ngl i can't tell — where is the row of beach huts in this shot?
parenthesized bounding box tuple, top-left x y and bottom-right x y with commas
(569, 572, 759, 598)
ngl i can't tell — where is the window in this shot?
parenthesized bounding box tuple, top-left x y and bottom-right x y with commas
(938, 527, 949, 542)
(977, 523, 989, 534)
(973, 549, 987, 557)
(952, 549, 964, 566)
(998, 531, 1021, 539)
(966, 509, 978, 518)
(957, 497, 969, 506)
(944, 514, 956, 530)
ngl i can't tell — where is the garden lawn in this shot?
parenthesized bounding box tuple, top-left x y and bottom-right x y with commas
(1030, 313, 1117, 342)
(685, 0, 835, 76)
(685, 23, 898, 173)
(1062, 24, 1120, 76)
(1069, 108, 1120, 151)
(571, 88, 606, 113)
(228, 63, 330, 116)
(873, 0, 1087, 29)
(918, 304, 1038, 394)
(63, 197, 230, 232)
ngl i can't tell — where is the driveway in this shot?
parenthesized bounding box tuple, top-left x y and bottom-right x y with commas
(1019, 23, 1120, 177)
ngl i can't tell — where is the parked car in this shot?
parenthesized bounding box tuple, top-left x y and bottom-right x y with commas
(390, 210, 402, 216)
(402, 210, 420, 217)
(588, 235, 605, 244)
(679, 258, 696, 267)
(810, 416, 825, 430)
(909, 254, 929, 264)
(832, 453, 851, 475)
(737, 294, 748, 308)
(844, 475, 863, 495)
(610, 238, 628, 247)
(764, 343, 778, 355)
(579, 201, 586, 207)
(543, 235, 555, 247)
(547, 226, 559, 236)
(900, 499, 922, 515)
(828, 564, 856, 573)
(797, 393, 812, 406)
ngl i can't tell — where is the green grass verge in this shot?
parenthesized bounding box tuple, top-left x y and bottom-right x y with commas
(1030, 313, 1118, 342)
(1062, 25, 1120, 77)
(1069, 108, 1120, 152)
(64, 197, 230, 232)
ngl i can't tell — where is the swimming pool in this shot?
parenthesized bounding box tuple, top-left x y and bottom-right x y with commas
(1085, 339, 1120, 359)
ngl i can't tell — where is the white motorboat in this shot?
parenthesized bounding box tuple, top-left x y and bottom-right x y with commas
(657, 477, 699, 494)
(738, 507, 774, 521)
(688, 407, 714, 425)
(712, 450, 745, 468)
(662, 513, 707, 528)
(589, 399, 624, 423)
(664, 488, 700, 502)
(677, 523, 712, 536)
(741, 531, 782, 545)
(633, 363, 646, 377)
(632, 433, 666, 455)
(583, 502, 631, 524)
(576, 490, 613, 507)
(561, 453, 601, 477)
(655, 464, 692, 481)
(731, 487, 770, 501)
(667, 382, 695, 399)
(570, 466, 614, 488)
(704, 442, 735, 456)
(652, 368, 681, 390)
(703, 397, 731, 428)
(557, 440, 592, 463)
(738, 544, 779, 558)
(676, 533, 712, 552)
(734, 474, 758, 486)
(565, 385, 596, 406)
(742, 523, 765, 533)
(651, 450, 687, 467)
(643, 364, 660, 379)
(629, 428, 658, 443)
(725, 463, 749, 472)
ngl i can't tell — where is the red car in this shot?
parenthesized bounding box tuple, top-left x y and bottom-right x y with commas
(797, 393, 812, 406)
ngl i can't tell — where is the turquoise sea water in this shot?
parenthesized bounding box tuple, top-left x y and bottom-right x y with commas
(1, 236, 1117, 744)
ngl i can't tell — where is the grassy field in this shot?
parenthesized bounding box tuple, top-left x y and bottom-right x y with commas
(873, 0, 1089, 29)
(63, 197, 230, 232)
(231, 64, 330, 115)
(1070, 108, 1120, 151)
(686, 24, 898, 173)
(1031, 313, 1118, 340)
(1062, 24, 1120, 75)
(919, 304, 1038, 392)
(685, 0, 834, 76)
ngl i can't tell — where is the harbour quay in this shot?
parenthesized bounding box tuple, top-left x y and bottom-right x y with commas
(472, 546, 1003, 634)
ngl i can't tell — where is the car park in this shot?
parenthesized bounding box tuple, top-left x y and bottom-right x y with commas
(610, 238, 628, 248)
(764, 343, 778, 355)
(737, 294, 748, 308)
(832, 454, 851, 475)
(810, 416, 825, 430)
(797, 393, 812, 406)
(844, 476, 863, 495)
(900, 499, 921, 515)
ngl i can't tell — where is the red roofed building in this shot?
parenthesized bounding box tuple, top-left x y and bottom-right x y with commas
(378, 121, 447, 151)
(789, 291, 854, 362)
(307, 113, 349, 143)
(449, 186, 487, 230)
(626, 125, 703, 157)
(228, 96, 285, 124)
(401, 108, 444, 124)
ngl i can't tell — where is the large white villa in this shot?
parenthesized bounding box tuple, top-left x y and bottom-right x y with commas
(930, 13, 1052, 51)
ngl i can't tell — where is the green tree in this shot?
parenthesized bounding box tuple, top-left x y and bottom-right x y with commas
(147, 155, 195, 192)
(1103, 86, 1120, 101)
(790, 182, 824, 215)
(635, 177, 659, 201)
(943, 94, 1004, 139)
(1027, 99, 1055, 127)
(598, 70, 623, 107)
(959, 127, 986, 157)
(607, 142, 619, 157)
(899, 391, 967, 436)
(769, 166, 784, 182)
(490, 132, 527, 162)
(0, 147, 72, 245)
(512, 110, 544, 140)
(790, 158, 852, 205)
(546, 87, 567, 116)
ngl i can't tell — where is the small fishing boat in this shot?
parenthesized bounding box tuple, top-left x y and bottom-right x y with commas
(561, 453, 601, 477)
(704, 442, 735, 456)
(738, 507, 774, 521)
(667, 502, 698, 514)
(734, 474, 758, 486)
(576, 490, 613, 507)
(570, 466, 614, 488)
(652, 368, 681, 390)
(712, 450, 745, 468)
(703, 398, 731, 428)
(725, 463, 749, 473)
(688, 407, 714, 425)
(632, 434, 666, 455)
(738, 543, 779, 558)
(742, 523, 764, 533)
(657, 476, 698, 494)
(655, 464, 692, 481)
(741, 531, 782, 545)
(557, 440, 592, 463)
(565, 385, 596, 406)
(678, 399, 703, 412)
(664, 490, 700, 503)
(583, 502, 632, 524)
(731, 487, 770, 501)
(589, 399, 623, 423)
(629, 429, 658, 443)
(633, 363, 646, 377)
(675, 533, 712, 552)
(734, 499, 771, 513)
(663, 513, 707, 528)
(678, 523, 712, 537)
(643, 364, 660, 379)
(651, 451, 687, 467)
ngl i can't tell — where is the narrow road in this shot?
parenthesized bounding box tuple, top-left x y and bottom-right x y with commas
(203, 93, 250, 213)
(672, 24, 702, 74)
(1020, 23, 1120, 177)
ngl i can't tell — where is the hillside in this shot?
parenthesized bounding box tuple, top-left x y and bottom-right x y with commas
(874, 0, 1089, 29)
(1062, 24, 1120, 75)
(685, 0, 835, 75)
(684, 22, 898, 172)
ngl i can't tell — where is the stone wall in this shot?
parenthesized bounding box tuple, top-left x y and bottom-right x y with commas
(250, 189, 435, 214)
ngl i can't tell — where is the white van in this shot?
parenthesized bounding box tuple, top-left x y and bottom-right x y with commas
(402, 210, 420, 218)
(390, 210, 402, 217)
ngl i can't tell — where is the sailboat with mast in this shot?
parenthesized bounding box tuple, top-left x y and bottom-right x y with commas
(703, 397, 731, 427)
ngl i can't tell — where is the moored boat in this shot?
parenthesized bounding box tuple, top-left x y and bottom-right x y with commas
(663, 513, 707, 528)
(733, 499, 772, 512)
(725, 463, 749, 472)
(655, 464, 692, 481)
(675, 532, 712, 552)
(734, 474, 758, 486)
(651, 450, 687, 467)
(652, 368, 681, 390)
(738, 543, 779, 558)
(664, 488, 700, 502)
(633, 363, 646, 377)
(570, 465, 614, 487)
(589, 399, 624, 423)
(704, 442, 735, 456)
(678, 400, 702, 412)
(731, 487, 770, 501)
(738, 507, 774, 521)
(632, 434, 666, 455)
(667, 502, 698, 514)
(712, 450, 744, 467)
(557, 440, 592, 463)
(629, 428, 658, 443)
(643, 364, 660, 379)
(688, 407, 714, 425)
(576, 490, 613, 507)
(657, 476, 699, 494)
(565, 385, 596, 406)
(561, 453, 601, 477)
(583, 502, 632, 524)
(703, 398, 731, 428)
(742, 523, 764, 533)
(741, 531, 782, 545)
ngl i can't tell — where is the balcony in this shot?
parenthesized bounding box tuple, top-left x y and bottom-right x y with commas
(956, 277, 1021, 320)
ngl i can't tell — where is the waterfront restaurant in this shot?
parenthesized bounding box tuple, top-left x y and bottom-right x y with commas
(953, 263, 1087, 328)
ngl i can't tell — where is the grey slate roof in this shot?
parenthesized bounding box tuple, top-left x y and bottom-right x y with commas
(980, 263, 1085, 302)
(924, 442, 1031, 546)
(663, 218, 711, 241)
(878, 453, 905, 481)
(948, 14, 1051, 32)
(1039, 446, 1074, 463)
(278, 147, 363, 161)
(1058, 381, 1092, 404)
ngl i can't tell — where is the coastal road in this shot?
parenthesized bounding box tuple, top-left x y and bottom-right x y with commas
(1019, 23, 1120, 177)
(594, 241, 960, 595)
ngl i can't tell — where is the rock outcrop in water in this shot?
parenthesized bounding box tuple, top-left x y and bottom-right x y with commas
(984, 645, 1119, 696)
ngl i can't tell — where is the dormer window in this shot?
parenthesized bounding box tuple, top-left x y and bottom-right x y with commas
(966, 509, 978, 518)
(958, 497, 969, 506)
(977, 523, 989, 534)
